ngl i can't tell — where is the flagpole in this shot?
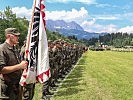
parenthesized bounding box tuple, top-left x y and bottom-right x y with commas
(25, 0, 37, 59)
(19, 0, 37, 100)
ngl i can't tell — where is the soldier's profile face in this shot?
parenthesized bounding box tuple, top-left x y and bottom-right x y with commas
(10, 34, 19, 45)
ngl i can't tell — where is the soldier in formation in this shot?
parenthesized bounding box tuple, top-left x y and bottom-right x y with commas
(42, 39, 88, 99)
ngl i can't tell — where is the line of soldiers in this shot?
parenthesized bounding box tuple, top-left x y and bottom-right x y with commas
(0, 38, 88, 100)
(42, 39, 88, 99)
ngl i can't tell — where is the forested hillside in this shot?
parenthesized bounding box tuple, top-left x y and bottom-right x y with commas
(83, 33, 133, 47)
(99, 33, 133, 47)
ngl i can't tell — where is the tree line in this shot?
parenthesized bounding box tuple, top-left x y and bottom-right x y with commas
(0, 6, 29, 46)
(82, 32, 133, 48)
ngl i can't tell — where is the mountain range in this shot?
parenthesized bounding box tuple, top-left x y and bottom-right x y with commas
(46, 20, 108, 40)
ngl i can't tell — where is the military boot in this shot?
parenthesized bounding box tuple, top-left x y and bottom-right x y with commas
(45, 89, 54, 95)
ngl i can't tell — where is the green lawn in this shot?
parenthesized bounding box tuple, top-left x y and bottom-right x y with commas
(34, 51, 133, 100)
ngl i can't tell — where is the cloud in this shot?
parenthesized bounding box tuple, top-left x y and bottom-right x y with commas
(95, 4, 111, 8)
(117, 26, 133, 33)
(122, 4, 131, 10)
(92, 13, 133, 21)
(46, 7, 89, 23)
(12, 6, 89, 23)
(12, 7, 32, 20)
(11, 6, 89, 24)
(95, 3, 119, 8)
(92, 14, 120, 20)
(81, 19, 118, 33)
(81, 18, 96, 26)
(46, 0, 96, 4)
(123, 13, 133, 21)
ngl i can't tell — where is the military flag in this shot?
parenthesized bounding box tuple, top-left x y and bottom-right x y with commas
(19, 0, 50, 86)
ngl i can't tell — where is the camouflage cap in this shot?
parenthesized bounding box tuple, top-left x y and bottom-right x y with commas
(48, 40, 53, 44)
(53, 40, 59, 44)
(5, 28, 20, 36)
(48, 40, 52, 43)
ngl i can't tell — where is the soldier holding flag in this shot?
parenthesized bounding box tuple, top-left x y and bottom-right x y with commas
(0, 28, 28, 100)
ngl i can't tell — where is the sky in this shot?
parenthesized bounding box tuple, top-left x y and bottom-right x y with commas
(0, 0, 133, 33)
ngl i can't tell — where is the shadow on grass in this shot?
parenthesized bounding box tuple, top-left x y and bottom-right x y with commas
(55, 87, 84, 97)
(61, 78, 82, 88)
(77, 58, 86, 65)
(54, 58, 86, 97)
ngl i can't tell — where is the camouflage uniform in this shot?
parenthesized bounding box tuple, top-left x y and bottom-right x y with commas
(42, 39, 87, 99)
(48, 43, 56, 87)
(41, 41, 54, 99)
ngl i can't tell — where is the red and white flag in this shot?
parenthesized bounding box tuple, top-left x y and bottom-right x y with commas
(19, 0, 50, 86)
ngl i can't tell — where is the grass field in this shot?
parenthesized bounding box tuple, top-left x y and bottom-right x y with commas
(34, 51, 133, 100)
